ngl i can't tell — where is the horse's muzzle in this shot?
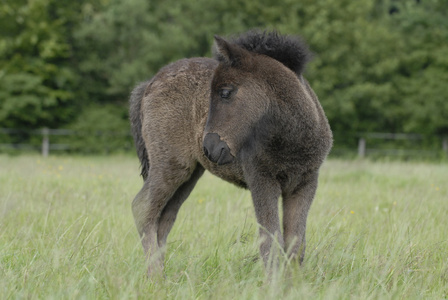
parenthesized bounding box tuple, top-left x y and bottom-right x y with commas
(203, 133, 234, 165)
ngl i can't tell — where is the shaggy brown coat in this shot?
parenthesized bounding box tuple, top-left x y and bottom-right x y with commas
(129, 30, 332, 277)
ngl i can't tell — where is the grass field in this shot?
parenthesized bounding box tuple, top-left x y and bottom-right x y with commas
(1, 155, 447, 299)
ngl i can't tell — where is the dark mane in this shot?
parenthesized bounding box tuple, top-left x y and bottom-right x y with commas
(228, 30, 312, 76)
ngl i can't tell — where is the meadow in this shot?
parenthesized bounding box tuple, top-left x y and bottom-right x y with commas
(1, 155, 447, 299)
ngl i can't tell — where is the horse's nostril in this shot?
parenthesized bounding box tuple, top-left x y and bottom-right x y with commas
(203, 132, 234, 165)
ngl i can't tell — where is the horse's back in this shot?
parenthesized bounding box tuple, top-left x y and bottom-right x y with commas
(140, 58, 217, 169)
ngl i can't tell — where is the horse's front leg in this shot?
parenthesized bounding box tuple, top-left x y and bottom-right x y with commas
(248, 176, 284, 272)
(282, 170, 319, 264)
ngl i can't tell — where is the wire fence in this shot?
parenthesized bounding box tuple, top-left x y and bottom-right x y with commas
(1, 127, 447, 158)
(356, 132, 448, 158)
(0, 128, 134, 156)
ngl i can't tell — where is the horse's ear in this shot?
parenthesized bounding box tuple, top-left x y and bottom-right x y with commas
(213, 35, 245, 67)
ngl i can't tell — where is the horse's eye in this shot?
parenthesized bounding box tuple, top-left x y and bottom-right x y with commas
(219, 88, 232, 99)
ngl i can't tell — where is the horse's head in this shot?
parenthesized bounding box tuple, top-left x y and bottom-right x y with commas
(203, 35, 298, 165)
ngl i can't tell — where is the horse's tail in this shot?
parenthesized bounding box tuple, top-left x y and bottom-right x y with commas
(129, 80, 151, 180)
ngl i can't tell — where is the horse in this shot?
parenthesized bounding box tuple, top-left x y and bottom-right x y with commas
(129, 30, 333, 277)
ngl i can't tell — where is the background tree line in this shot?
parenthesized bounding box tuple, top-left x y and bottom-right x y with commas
(1, 0, 447, 151)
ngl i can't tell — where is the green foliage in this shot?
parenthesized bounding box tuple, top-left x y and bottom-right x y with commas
(389, 0, 448, 135)
(63, 104, 132, 153)
(1, 0, 447, 148)
(0, 0, 85, 128)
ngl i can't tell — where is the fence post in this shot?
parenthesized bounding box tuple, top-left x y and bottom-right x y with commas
(443, 137, 448, 154)
(42, 128, 49, 157)
(358, 137, 366, 158)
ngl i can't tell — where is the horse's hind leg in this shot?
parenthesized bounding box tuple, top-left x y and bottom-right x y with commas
(157, 165, 204, 250)
(132, 164, 196, 277)
(282, 170, 319, 264)
(132, 178, 167, 277)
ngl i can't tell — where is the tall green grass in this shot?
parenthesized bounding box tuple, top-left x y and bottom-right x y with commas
(1, 155, 447, 299)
